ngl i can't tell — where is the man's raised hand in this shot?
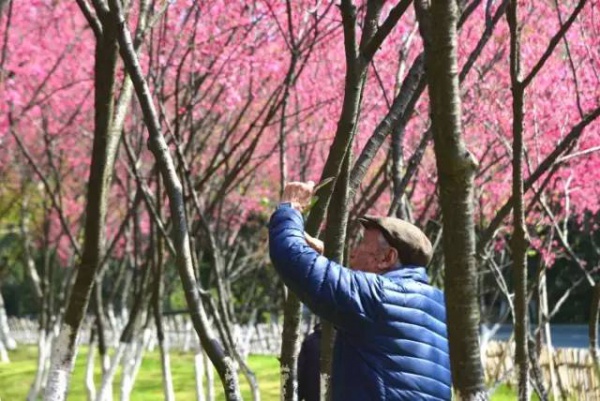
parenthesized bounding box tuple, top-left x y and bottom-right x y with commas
(281, 181, 315, 211)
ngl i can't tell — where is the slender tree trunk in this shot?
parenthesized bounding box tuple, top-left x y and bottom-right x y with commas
(44, 11, 120, 400)
(280, 2, 376, 398)
(415, 1, 485, 399)
(27, 327, 50, 401)
(506, 2, 530, 399)
(92, 284, 110, 375)
(21, 197, 43, 302)
(195, 348, 205, 401)
(121, 326, 152, 401)
(119, 337, 138, 401)
(97, 241, 150, 401)
(86, 330, 97, 401)
(0, 290, 12, 363)
(205, 351, 215, 401)
(108, 2, 241, 398)
(152, 185, 175, 401)
(0, 290, 15, 351)
(321, 152, 352, 401)
(277, 48, 300, 401)
(0, 333, 8, 363)
(279, 291, 302, 401)
(276, 2, 420, 399)
(590, 283, 600, 380)
(389, 123, 408, 219)
(539, 268, 558, 400)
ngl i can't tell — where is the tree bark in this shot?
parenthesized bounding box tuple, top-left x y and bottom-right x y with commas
(195, 348, 205, 401)
(320, 152, 352, 401)
(0, 289, 15, 351)
(590, 283, 600, 380)
(152, 176, 175, 401)
(97, 244, 150, 401)
(44, 9, 120, 400)
(28, 330, 51, 400)
(108, 2, 242, 398)
(85, 330, 97, 401)
(278, 1, 369, 397)
(506, 1, 530, 398)
(415, 1, 486, 399)
(20, 197, 43, 302)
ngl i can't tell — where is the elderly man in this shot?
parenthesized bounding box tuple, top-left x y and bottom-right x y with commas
(269, 181, 451, 400)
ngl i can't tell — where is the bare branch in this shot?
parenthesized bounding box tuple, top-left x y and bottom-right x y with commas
(478, 105, 600, 255)
(76, 0, 103, 38)
(521, 0, 587, 88)
(361, 0, 412, 63)
(8, 113, 82, 258)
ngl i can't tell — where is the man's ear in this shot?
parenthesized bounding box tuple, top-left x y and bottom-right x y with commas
(385, 247, 399, 267)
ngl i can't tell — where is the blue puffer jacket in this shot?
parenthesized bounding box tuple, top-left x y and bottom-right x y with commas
(269, 205, 451, 400)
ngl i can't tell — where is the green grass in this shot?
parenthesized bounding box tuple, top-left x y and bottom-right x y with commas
(0, 346, 520, 400)
(0, 346, 278, 400)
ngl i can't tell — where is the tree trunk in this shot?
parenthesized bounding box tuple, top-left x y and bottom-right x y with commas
(539, 268, 558, 400)
(97, 243, 150, 401)
(21, 197, 43, 302)
(276, 1, 421, 398)
(152, 190, 176, 401)
(320, 152, 352, 401)
(195, 348, 205, 401)
(506, 1, 530, 399)
(44, 11, 120, 400)
(0, 290, 15, 351)
(205, 351, 215, 401)
(108, 2, 242, 398)
(0, 333, 8, 363)
(279, 291, 302, 401)
(86, 330, 97, 401)
(121, 326, 152, 401)
(28, 320, 52, 399)
(415, 1, 486, 399)
(590, 283, 600, 380)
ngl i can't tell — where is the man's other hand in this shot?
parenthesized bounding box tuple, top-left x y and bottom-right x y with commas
(304, 232, 324, 254)
(281, 181, 315, 211)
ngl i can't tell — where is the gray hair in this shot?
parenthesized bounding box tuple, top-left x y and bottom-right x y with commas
(377, 231, 390, 249)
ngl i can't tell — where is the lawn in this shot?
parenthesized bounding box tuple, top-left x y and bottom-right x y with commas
(0, 346, 519, 400)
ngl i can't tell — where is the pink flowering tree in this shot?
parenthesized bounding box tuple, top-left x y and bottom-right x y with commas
(0, 0, 599, 400)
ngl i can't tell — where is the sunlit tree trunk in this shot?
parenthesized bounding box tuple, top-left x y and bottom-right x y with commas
(0, 290, 15, 352)
(590, 283, 600, 380)
(97, 215, 150, 401)
(152, 178, 175, 401)
(506, 1, 530, 399)
(320, 153, 352, 401)
(108, 1, 242, 398)
(86, 330, 97, 401)
(20, 197, 43, 302)
(44, 7, 120, 400)
(205, 351, 215, 401)
(121, 326, 152, 401)
(415, 1, 486, 399)
(28, 328, 54, 400)
(0, 336, 7, 363)
(194, 348, 205, 401)
(538, 267, 558, 400)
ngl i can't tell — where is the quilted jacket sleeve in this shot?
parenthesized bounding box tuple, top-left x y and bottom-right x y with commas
(269, 204, 383, 329)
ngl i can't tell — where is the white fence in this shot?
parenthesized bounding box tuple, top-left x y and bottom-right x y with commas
(7, 316, 287, 355)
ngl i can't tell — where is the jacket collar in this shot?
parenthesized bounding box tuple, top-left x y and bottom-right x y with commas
(383, 265, 429, 284)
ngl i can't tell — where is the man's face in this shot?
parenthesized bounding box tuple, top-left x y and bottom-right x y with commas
(349, 227, 395, 273)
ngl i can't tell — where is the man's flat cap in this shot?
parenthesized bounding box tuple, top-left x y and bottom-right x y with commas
(358, 215, 433, 266)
